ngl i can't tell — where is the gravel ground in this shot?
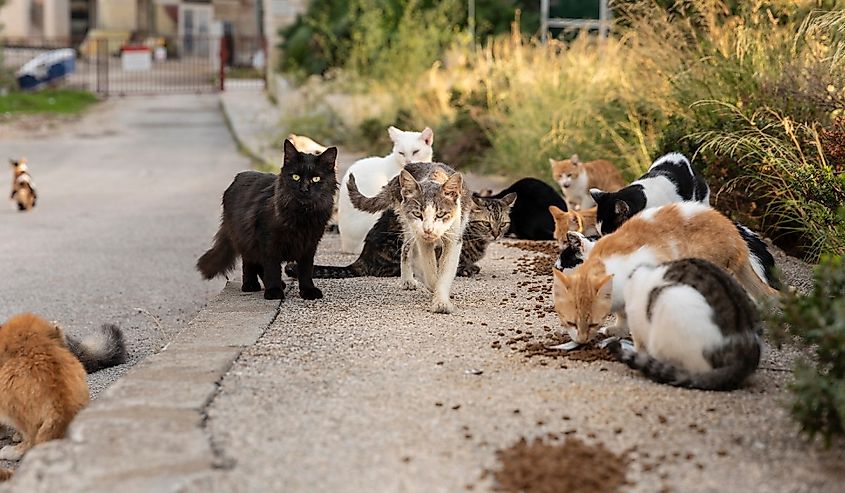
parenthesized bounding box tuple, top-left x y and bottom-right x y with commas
(203, 232, 844, 492)
(0, 96, 244, 469)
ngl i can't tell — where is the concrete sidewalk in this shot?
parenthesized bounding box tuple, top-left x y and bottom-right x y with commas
(4, 90, 844, 492)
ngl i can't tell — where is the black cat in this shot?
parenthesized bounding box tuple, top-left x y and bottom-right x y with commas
(489, 178, 567, 240)
(197, 140, 338, 300)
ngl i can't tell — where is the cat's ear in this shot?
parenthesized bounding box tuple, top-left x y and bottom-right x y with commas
(553, 268, 572, 289)
(589, 188, 605, 204)
(502, 192, 517, 207)
(420, 127, 434, 146)
(594, 274, 613, 300)
(318, 146, 338, 169)
(283, 139, 300, 166)
(614, 199, 630, 219)
(399, 169, 420, 198)
(548, 205, 567, 222)
(548, 158, 557, 168)
(388, 126, 401, 142)
(570, 154, 580, 165)
(442, 172, 463, 200)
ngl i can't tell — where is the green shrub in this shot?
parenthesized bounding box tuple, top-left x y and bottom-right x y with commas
(770, 254, 845, 444)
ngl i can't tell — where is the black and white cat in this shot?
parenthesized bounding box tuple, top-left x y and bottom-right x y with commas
(590, 152, 709, 236)
(488, 178, 567, 240)
(607, 258, 762, 391)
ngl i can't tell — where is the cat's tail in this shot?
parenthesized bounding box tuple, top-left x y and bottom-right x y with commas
(346, 174, 397, 213)
(197, 227, 237, 280)
(735, 222, 782, 290)
(64, 323, 128, 373)
(285, 261, 366, 279)
(607, 333, 761, 391)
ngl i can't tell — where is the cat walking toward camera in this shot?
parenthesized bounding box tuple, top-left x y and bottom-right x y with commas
(338, 126, 434, 254)
(607, 258, 762, 391)
(347, 162, 471, 313)
(197, 140, 338, 300)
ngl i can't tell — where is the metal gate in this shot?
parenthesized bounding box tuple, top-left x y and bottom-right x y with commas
(1, 35, 266, 96)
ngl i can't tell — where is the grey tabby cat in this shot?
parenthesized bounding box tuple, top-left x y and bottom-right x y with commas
(347, 162, 472, 313)
(607, 258, 762, 391)
(286, 193, 514, 279)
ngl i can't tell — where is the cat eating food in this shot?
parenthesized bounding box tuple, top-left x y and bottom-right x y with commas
(285, 193, 514, 279)
(549, 205, 599, 240)
(549, 154, 626, 210)
(197, 140, 338, 300)
(9, 158, 37, 211)
(337, 126, 434, 254)
(487, 178, 567, 240)
(0, 313, 92, 480)
(553, 202, 778, 344)
(590, 152, 709, 236)
(606, 258, 762, 391)
(347, 162, 471, 314)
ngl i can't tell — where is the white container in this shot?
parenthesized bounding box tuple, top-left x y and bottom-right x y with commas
(121, 48, 152, 72)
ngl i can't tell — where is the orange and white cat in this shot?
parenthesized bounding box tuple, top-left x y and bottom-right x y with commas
(549, 154, 625, 210)
(549, 205, 599, 242)
(552, 202, 778, 344)
(0, 313, 90, 480)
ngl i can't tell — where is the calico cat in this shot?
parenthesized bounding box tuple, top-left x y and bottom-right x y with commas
(0, 313, 91, 479)
(606, 258, 762, 391)
(488, 178, 567, 240)
(549, 205, 599, 240)
(553, 202, 778, 344)
(550, 154, 626, 210)
(197, 140, 338, 300)
(338, 126, 434, 254)
(347, 162, 471, 314)
(9, 158, 37, 211)
(285, 193, 514, 279)
(554, 231, 594, 272)
(590, 152, 709, 236)
(287, 133, 328, 154)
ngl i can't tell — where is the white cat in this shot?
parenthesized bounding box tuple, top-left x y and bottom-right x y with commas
(338, 126, 434, 254)
(607, 258, 762, 390)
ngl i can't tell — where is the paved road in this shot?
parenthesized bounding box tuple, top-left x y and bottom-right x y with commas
(0, 95, 244, 395)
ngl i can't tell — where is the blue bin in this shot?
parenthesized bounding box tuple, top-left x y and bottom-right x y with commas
(16, 49, 77, 90)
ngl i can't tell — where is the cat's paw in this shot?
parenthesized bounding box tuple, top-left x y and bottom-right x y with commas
(401, 279, 419, 291)
(457, 265, 481, 277)
(431, 298, 455, 314)
(300, 286, 323, 300)
(263, 287, 285, 300)
(0, 445, 23, 461)
(242, 281, 262, 292)
(600, 324, 629, 338)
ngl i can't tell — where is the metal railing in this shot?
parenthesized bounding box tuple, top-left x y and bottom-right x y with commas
(540, 0, 612, 42)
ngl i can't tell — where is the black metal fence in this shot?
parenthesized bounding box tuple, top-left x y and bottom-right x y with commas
(1, 35, 266, 96)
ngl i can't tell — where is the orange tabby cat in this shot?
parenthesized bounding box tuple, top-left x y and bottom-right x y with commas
(552, 202, 778, 344)
(549, 155, 625, 210)
(549, 205, 599, 242)
(0, 313, 90, 480)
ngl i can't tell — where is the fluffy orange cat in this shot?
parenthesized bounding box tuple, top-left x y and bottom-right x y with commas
(549, 155, 625, 210)
(0, 313, 90, 480)
(553, 202, 778, 344)
(549, 205, 599, 241)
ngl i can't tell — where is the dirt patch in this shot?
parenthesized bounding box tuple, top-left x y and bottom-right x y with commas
(489, 436, 630, 493)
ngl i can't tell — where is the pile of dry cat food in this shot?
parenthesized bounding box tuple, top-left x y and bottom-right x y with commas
(507, 241, 559, 277)
(489, 436, 630, 493)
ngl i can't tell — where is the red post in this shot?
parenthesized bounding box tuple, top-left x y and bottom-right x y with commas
(219, 37, 227, 91)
